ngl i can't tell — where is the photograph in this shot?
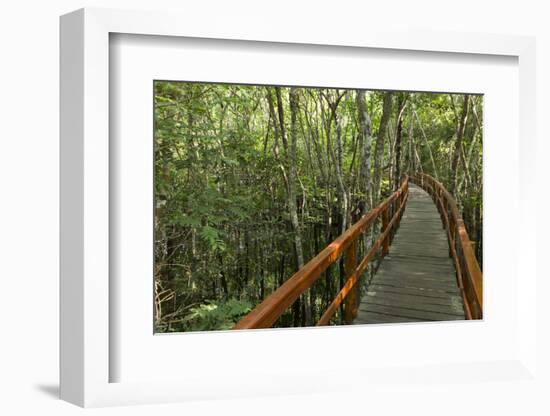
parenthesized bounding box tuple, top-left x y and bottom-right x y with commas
(153, 81, 483, 333)
(1, 0, 543, 412)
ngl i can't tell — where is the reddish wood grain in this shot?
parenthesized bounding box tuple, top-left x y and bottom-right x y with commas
(317, 189, 409, 326)
(343, 239, 358, 324)
(234, 178, 409, 329)
(410, 173, 483, 319)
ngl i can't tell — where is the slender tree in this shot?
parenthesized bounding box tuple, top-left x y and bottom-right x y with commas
(393, 94, 406, 190)
(450, 94, 470, 194)
(153, 82, 483, 332)
(372, 92, 393, 204)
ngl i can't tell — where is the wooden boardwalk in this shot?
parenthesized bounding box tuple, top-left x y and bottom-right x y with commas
(354, 183, 465, 324)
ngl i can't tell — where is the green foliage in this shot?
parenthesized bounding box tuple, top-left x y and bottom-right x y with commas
(153, 81, 483, 332)
(180, 299, 253, 332)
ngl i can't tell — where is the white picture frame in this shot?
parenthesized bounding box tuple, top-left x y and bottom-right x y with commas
(60, 7, 537, 408)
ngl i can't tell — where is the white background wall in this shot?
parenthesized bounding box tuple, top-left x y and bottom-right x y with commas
(0, 1, 548, 414)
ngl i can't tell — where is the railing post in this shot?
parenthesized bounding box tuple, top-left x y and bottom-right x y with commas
(343, 238, 358, 324)
(382, 206, 390, 256)
(390, 199, 396, 243)
(448, 215, 455, 258)
(439, 190, 446, 229)
(404, 183, 409, 225)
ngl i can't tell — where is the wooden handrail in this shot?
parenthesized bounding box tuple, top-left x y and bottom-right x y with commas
(317, 187, 409, 326)
(233, 177, 409, 329)
(410, 173, 483, 319)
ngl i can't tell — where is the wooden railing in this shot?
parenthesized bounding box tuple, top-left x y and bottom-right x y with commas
(410, 173, 483, 319)
(233, 177, 409, 329)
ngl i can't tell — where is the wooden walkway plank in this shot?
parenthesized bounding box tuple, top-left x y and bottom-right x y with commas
(358, 303, 463, 322)
(363, 290, 462, 308)
(354, 183, 465, 325)
(367, 283, 455, 299)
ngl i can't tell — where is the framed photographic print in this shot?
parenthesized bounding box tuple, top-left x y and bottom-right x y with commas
(60, 7, 537, 408)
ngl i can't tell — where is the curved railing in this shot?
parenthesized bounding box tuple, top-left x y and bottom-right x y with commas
(410, 173, 483, 319)
(234, 177, 410, 329)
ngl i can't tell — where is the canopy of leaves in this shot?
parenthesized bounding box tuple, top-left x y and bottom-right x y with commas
(154, 82, 483, 332)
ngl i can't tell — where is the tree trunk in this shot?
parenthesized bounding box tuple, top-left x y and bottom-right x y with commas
(412, 108, 438, 178)
(285, 87, 311, 325)
(373, 92, 393, 204)
(356, 90, 373, 211)
(393, 95, 406, 191)
(449, 94, 470, 195)
(334, 112, 349, 233)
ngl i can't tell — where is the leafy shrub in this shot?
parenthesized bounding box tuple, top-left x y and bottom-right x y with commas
(181, 299, 253, 331)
